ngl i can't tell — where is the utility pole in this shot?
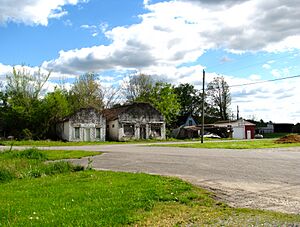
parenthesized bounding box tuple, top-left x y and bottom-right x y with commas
(237, 105, 240, 120)
(201, 69, 205, 144)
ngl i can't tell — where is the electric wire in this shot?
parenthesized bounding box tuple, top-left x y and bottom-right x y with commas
(229, 74, 300, 88)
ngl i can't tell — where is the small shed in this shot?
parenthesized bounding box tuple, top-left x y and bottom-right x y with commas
(56, 108, 106, 142)
(103, 103, 166, 141)
(213, 119, 255, 139)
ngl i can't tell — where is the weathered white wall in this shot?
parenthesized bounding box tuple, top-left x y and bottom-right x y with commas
(232, 126, 245, 139)
(57, 108, 106, 142)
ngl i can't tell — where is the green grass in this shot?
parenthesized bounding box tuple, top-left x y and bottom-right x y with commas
(0, 140, 119, 147)
(0, 171, 299, 226)
(0, 148, 100, 183)
(0, 148, 299, 225)
(0, 137, 226, 147)
(152, 139, 300, 149)
(40, 149, 101, 160)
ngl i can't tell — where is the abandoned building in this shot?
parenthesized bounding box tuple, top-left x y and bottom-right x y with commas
(172, 115, 200, 139)
(212, 119, 255, 139)
(103, 102, 166, 141)
(56, 108, 106, 142)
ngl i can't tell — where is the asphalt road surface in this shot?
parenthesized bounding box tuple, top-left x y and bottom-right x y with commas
(7, 143, 300, 214)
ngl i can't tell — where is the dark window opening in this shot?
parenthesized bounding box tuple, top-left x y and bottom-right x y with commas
(124, 124, 135, 136)
(96, 128, 101, 139)
(75, 127, 80, 139)
(188, 120, 193, 126)
(151, 124, 161, 137)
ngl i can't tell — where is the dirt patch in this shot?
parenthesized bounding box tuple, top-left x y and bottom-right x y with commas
(275, 134, 300, 144)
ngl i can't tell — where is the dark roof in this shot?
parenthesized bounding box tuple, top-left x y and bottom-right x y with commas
(175, 115, 200, 127)
(61, 107, 101, 122)
(102, 102, 159, 122)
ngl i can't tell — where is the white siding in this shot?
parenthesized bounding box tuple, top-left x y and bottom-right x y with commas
(232, 126, 245, 139)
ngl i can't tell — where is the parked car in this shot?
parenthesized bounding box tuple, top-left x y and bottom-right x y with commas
(254, 134, 264, 139)
(203, 133, 221, 139)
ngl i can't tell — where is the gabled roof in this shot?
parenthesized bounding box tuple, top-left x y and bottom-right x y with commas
(61, 107, 101, 122)
(175, 115, 200, 127)
(102, 102, 160, 122)
(213, 119, 255, 127)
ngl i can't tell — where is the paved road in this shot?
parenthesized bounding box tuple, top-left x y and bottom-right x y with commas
(5, 143, 300, 214)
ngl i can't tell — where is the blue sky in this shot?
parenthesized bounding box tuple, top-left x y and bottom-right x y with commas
(0, 0, 299, 123)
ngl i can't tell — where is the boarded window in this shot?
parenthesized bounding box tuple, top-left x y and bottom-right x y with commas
(75, 127, 80, 139)
(151, 124, 161, 137)
(96, 128, 101, 139)
(124, 124, 135, 136)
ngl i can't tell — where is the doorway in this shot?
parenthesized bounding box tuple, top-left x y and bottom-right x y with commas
(85, 128, 91, 141)
(140, 125, 146, 139)
(246, 130, 251, 139)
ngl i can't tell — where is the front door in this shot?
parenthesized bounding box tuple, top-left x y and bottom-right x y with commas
(85, 128, 91, 141)
(247, 130, 251, 139)
(140, 125, 146, 139)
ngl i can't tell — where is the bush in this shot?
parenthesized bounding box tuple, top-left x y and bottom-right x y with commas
(20, 128, 33, 140)
(0, 168, 15, 183)
(44, 161, 84, 175)
(16, 148, 47, 161)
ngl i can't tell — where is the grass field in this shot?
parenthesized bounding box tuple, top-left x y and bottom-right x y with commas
(151, 139, 300, 149)
(0, 137, 222, 147)
(0, 148, 299, 226)
(1, 171, 300, 226)
(0, 148, 100, 183)
(0, 140, 119, 147)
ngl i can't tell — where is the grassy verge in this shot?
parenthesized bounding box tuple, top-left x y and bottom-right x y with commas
(0, 148, 299, 225)
(0, 171, 299, 226)
(0, 137, 227, 147)
(0, 148, 100, 183)
(151, 139, 300, 149)
(0, 140, 119, 147)
(41, 149, 101, 160)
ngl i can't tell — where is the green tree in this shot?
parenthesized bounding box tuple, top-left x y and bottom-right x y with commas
(206, 76, 231, 120)
(69, 73, 104, 111)
(4, 67, 50, 138)
(124, 74, 180, 125)
(39, 88, 71, 138)
(143, 82, 180, 125)
(174, 83, 202, 116)
(124, 73, 155, 102)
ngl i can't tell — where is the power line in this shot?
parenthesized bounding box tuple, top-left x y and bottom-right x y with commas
(229, 74, 300, 88)
(203, 51, 297, 74)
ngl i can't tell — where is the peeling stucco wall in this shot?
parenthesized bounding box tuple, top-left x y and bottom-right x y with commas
(57, 108, 106, 142)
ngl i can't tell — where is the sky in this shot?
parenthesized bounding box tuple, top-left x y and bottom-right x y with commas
(0, 0, 299, 123)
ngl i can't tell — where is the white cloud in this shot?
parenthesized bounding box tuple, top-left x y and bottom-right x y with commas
(2, 0, 300, 123)
(0, 0, 88, 26)
(249, 74, 261, 80)
(262, 64, 271, 69)
(229, 76, 300, 123)
(63, 19, 73, 26)
(42, 0, 300, 76)
(0, 63, 76, 84)
(271, 68, 291, 78)
(80, 23, 108, 37)
(80, 24, 97, 29)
